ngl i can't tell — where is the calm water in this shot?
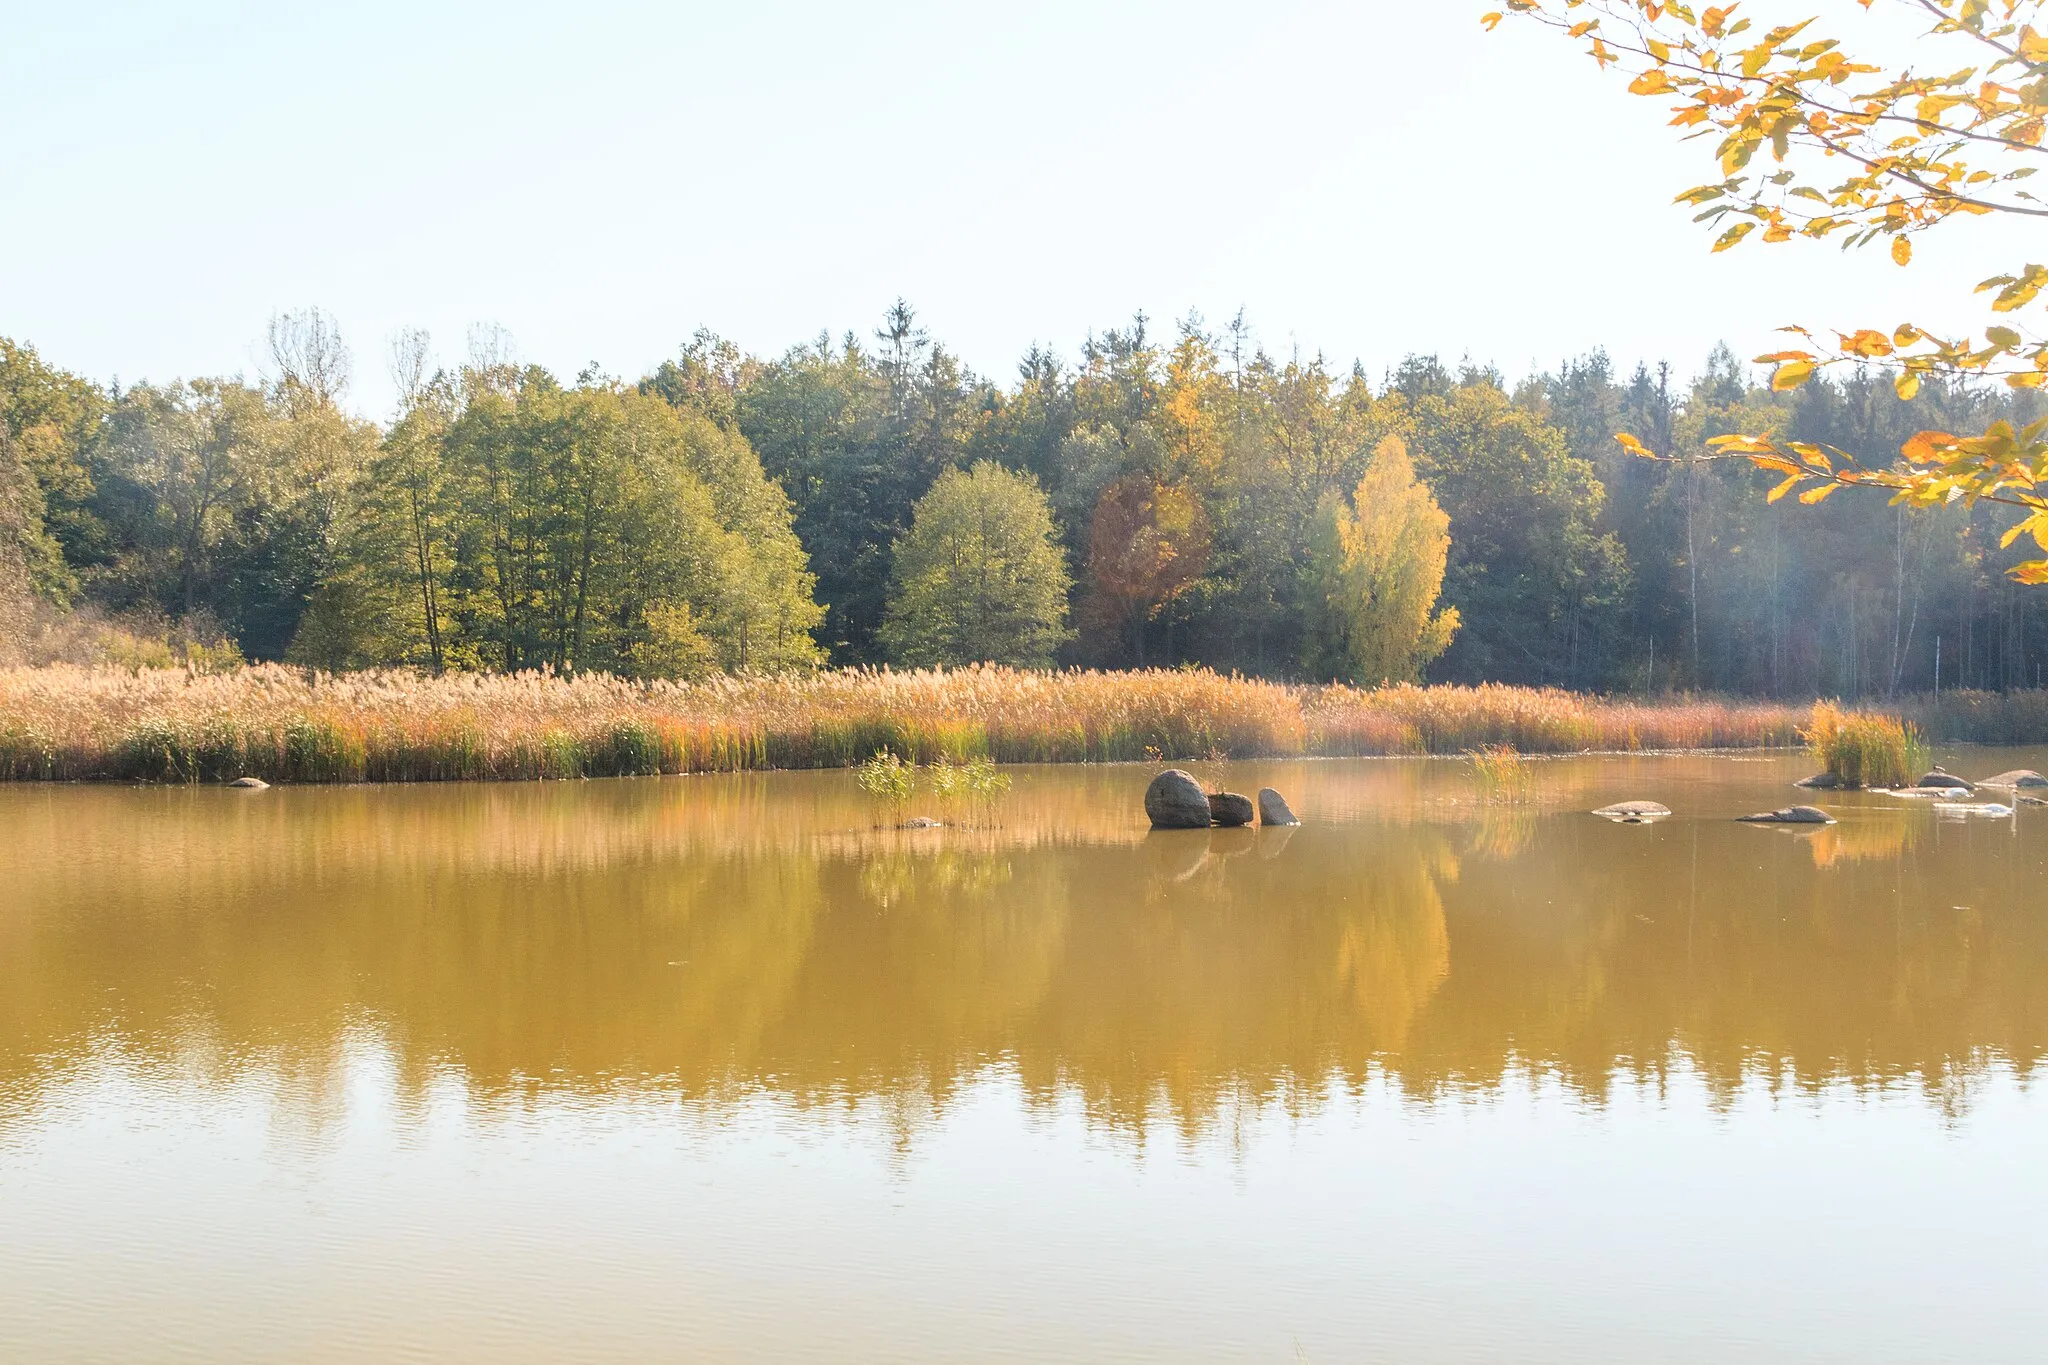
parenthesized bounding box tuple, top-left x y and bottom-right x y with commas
(3, 753, 2046, 1363)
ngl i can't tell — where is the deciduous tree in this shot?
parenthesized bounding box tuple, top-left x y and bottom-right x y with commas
(1303, 436, 1459, 684)
(880, 462, 1071, 668)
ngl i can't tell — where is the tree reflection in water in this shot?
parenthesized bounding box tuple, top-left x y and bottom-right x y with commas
(3, 753, 2045, 1138)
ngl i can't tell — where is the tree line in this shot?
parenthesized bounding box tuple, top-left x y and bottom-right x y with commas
(4, 303, 2044, 695)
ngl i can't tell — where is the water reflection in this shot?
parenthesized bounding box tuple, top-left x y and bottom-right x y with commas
(4, 753, 2045, 1136)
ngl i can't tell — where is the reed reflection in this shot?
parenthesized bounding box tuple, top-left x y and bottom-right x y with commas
(2, 756, 2044, 1136)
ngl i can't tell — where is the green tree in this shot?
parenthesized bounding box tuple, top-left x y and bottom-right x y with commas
(0, 338, 106, 589)
(1397, 379, 1631, 687)
(1303, 436, 1459, 685)
(880, 461, 1071, 668)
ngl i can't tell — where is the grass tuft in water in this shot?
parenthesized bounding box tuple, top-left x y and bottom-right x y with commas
(1803, 701, 1927, 789)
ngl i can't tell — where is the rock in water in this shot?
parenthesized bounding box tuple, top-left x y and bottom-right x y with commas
(1257, 788, 1300, 826)
(1208, 792, 1255, 828)
(1979, 769, 2048, 790)
(1593, 801, 1671, 823)
(1793, 773, 1841, 790)
(227, 776, 270, 790)
(1145, 770, 1213, 830)
(1915, 767, 1974, 791)
(1739, 805, 1835, 825)
(898, 816, 943, 829)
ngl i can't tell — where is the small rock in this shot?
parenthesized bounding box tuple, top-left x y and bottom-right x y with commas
(1978, 769, 2048, 790)
(1208, 792, 1255, 828)
(898, 816, 943, 829)
(1793, 773, 1842, 790)
(1593, 801, 1671, 823)
(1915, 767, 1975, 792)
(1145, 770, 1213, 830)
(1739, 804, 1836, 825)
(1935, 801, 2013, 818)
(1256, 788, 1300, 826)
(227, 776, 270, 790)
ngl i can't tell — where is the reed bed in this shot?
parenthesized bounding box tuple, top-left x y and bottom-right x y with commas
(1802, 701, 1927, 789)
(0, 662, 2026, 785)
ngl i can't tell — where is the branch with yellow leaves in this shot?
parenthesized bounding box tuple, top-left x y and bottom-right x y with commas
(1615, 422, 2048, 582)
(1494, 0, 2048, 583)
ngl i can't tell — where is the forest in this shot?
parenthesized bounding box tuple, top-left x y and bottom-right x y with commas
(4, 302, 2044, 698)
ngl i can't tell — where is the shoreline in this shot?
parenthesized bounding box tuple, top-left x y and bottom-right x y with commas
(3, 662, 2043, 786)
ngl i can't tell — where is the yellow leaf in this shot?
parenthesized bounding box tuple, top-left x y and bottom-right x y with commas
(2007, 372, 2045, 388)
(1713, 222, 1756, 252)
(1895, 371, 1921, 400)
(1481, 12, 1503, 30)
(1892, 236, 1913, 266)
(1798, 483, 1840, 504)
(1839, 329, 1893, 358)
(1629, 69, 1672, 95)
(1767, 473, 1803, 503)
(1771, 360, 1814, 391)
(1902, 430, 1958, 463)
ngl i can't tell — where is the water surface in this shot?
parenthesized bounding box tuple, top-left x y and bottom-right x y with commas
(4, 754, 2046, 1362)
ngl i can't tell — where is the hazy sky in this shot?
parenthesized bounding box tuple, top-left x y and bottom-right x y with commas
(2, 0, 2030, 416)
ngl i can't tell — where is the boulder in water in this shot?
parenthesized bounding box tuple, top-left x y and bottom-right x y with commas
(1256, 788, 1300, 827)
(1915, 767, 1974, 792)
(1593, 801, 1671, 823)
(1208, 792, 1255, 828)
(1793, 773, 1841, 790)
(898, 816, 943, 830)
(1739, 804, 1835, 825)
(227, 776, 270, 790)
(1979, 770, 2047, 790)
(1145, 770, 1213, 830)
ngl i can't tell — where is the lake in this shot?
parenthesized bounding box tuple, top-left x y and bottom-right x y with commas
(3, 753, 2046, 1362)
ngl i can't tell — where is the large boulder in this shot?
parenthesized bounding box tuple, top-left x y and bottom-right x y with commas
(1257, 788, 1300, 827)
(1593, 801, 1671, 823)
(1915, 767, 1975, 792)
(227, 776, 270, 790)
(1739, 804, 1836, 825)
(1979, 769, 2048, 790)
(1793, 773, 1842, 790)
(1145, 770, 1213, 829)
(1208, 792, 1255, 828)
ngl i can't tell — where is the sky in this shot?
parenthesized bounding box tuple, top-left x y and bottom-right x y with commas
(1, 0, 2033, 417)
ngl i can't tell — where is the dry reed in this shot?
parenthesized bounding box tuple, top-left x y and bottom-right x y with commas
(0, 662, 2019, 785)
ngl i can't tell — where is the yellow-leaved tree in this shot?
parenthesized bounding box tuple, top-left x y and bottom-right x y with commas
(1495, 0, 2048, 582)
(1304, 436, 1461, 684)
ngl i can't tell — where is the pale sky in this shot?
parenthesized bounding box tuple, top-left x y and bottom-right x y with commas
(2, 0, 2033, 417)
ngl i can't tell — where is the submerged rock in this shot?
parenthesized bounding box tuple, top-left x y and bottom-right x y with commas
(1793, 773, 1842, 790)
(1256, 788, 1300, 827)
(1979, 769, 2048, 790)
(1145, 770, 1213, 830)
(227, 776, 270, 790)
(1915, 767, 1975, 792)
(1208, 792, 1256, 828)
(1739, 804, 1836, 825)
(1934, 801, 2014, 818)
(1593, 801, 1671, 823)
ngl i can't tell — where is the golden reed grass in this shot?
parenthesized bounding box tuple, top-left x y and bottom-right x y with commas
(0, 661, 2021, 784)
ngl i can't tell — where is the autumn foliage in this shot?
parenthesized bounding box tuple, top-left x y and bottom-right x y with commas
(1499, 0, 2048, 582)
